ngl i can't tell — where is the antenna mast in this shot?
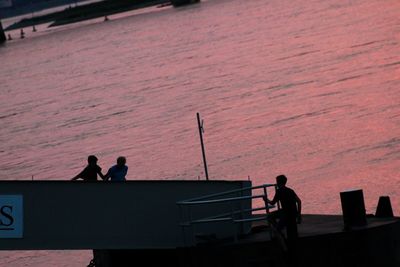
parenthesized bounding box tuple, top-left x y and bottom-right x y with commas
(197, 112, 209, 181)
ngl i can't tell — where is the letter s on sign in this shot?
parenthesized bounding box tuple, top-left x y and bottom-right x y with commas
(0, 205, 14, 226)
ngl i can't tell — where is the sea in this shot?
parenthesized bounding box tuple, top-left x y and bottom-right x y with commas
(0, 0, 399, 265)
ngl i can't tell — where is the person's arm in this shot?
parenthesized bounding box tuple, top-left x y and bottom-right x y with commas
(97, 166, 106, 180)
(103, 169, 111, 181)
(295, 193, 302, 223)
(71, 169, 85, 180)
(263, 192, 279, 205)
(270, 194, 279, 205)
(122, 166, 128, 180)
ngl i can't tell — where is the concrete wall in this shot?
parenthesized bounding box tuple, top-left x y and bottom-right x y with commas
(0, 180, 251, 250)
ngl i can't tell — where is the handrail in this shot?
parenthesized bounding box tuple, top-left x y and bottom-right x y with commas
(177, 183, 276, 204)
(177, 182, 278, 245)
(179, 205, 275, 225)
(177, 183, 278, 222)
(189, 217, 233, 225)
(177, 194, 267, 205)
(234, 214, 268, 223)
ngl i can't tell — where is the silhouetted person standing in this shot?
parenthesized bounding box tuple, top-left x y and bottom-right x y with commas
(265, 175, 301, 265)
(104, 156, 128, 181)
(71, 155, 105, 181)
(265, 175, 302, 239)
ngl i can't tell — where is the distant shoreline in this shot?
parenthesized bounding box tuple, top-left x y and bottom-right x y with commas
(5, 0, 170, 31)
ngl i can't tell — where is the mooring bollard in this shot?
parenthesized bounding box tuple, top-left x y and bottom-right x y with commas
(340, 189, 367, 230)
(375, 196, 394, 218)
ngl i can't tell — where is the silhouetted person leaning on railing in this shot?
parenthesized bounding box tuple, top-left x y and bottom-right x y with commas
(264, 175, 302, 239)
(71, 155, 105, 267)
(104, 156, 128, 181)
(264, 174, 301, 265)
(71, 155, 105, 181)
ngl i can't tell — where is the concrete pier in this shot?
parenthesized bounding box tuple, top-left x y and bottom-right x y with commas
(0, 20, 6, 43)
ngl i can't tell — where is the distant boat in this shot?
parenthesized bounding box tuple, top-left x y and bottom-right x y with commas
(171, 0, 200, 7)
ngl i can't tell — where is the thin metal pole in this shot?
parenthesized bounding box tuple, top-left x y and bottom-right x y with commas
(197, 112, 209, 181)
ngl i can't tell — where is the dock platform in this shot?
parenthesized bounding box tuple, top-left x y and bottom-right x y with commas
(104, 214, 400, 267)
(0, 181, 398, 266)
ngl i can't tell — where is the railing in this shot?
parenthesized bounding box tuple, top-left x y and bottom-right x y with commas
(177, 183, 279, 246)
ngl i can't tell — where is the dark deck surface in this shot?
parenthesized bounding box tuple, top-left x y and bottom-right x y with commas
(104, 214, 400, 267)
(186, 214, 400, 267)
(235, 214, 400, 245)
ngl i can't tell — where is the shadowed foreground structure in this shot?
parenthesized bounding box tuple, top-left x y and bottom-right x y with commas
(100, 215, 400, 267)
(0, 181, 399, 267)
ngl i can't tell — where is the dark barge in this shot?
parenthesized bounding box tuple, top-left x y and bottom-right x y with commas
(0, 180, 398, 267)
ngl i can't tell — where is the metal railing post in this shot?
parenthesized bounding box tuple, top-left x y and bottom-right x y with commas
(263, 185, 269, 214)
(176, 183, 278, 246)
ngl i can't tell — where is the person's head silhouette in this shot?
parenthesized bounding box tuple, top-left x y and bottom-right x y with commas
(276, 174, 287, 188)
(117, 156, 126, 167)
(87, 155, 98, 165)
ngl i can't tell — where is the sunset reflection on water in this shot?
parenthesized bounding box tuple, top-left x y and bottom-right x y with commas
(0, 0, 399, 217)
(1, 0, 400, 265)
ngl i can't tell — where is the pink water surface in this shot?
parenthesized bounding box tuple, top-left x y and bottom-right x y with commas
(0, 0, 399, 265)
(1, 0, 399, 214)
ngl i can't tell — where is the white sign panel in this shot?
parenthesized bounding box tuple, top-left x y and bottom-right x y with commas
(0, 195, 23, 238)
(0, 0, 12, 8)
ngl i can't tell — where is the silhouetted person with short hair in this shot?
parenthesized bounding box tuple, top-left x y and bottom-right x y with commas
(71, 155, 105, 181)
(71, 155, 105, 267)
(264, 175, 301, 265)
(104, 156, 128, 181)
(265, 174, 301, 239)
